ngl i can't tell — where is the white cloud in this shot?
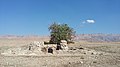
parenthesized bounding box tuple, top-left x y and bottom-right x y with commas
(86, 19, 95, 23)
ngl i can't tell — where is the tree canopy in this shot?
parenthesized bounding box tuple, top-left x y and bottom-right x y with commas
(49, 23, 75, 44)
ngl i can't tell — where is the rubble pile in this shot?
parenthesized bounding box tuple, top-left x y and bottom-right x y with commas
(1, 41, 45, 56)
(1, 40, 105, 56)
(60, 40, 68, 50)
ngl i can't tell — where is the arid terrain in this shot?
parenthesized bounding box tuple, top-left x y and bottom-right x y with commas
(0, 35, 120, 67)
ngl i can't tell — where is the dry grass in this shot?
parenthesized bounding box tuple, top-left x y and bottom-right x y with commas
(0, 37, 50, 47)
(0, 37, 120, 67)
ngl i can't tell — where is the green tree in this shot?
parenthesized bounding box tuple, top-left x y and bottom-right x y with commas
(49, 23, 75, 44)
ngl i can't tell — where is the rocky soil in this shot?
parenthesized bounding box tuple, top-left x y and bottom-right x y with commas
(0, 43, 120, 67)
(0, 36, 120, 67)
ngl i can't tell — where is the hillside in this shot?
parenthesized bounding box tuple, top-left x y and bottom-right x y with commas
(0, 34, 120, 42)
(75, 34, 120, 42)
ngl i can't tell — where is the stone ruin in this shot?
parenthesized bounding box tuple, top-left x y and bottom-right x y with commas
(60, 40, 68, 50)
(1, 41, 46, 56)
(1, 40, 69, 56)
(1, 40, 106, 56)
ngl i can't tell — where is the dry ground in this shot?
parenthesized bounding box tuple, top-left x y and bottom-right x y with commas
(0, 38, 120, 67)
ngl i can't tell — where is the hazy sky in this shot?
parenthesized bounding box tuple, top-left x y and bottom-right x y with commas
(0, 0, 120, 35)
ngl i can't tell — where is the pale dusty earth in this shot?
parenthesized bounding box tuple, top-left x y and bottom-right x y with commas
(0, 38, 120, 67)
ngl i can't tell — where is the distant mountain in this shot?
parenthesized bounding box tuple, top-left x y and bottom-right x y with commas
(0, 34, 120, 42)
(74, 34, 120, 42)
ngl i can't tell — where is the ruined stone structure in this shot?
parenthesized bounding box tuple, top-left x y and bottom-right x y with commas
(1, 40, 69, 56)
(29, 41, 57, 54)
(60, 40, 68, 50)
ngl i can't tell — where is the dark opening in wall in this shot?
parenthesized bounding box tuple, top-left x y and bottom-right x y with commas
(48, 47, 53, 53)
(56, 43, 62, 50)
